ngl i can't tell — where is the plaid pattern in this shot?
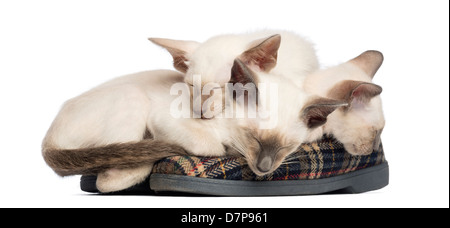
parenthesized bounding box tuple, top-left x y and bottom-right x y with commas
(152, 135, 386, 181)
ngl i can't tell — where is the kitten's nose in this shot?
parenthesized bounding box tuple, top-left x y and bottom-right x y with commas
(257, 156, 273, 173)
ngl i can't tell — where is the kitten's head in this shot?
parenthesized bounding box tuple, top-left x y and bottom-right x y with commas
(149, 34, 281, 118)
(229, 59, 347, 176)
(308, 51, 385, 155)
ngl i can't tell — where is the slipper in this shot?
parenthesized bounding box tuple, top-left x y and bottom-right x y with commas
(80, 135, 389, 196)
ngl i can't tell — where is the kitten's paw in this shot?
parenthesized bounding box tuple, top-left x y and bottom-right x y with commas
(189, 142, 226, 156)
(346, 144, 373, 156)
(96, 165, 152, 193)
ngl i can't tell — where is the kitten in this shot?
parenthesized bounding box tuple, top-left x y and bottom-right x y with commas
(228, 59, 346, 176)
(149, 29, 319, 118)
(304, 50, 385, 155)
(42, 70, 242, 192)
(43, 68, 340, 191)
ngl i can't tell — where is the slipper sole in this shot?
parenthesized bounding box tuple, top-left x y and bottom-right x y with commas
(149, 162, 389, 196)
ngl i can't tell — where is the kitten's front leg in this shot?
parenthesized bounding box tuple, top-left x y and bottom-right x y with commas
(150, 116, 227, 157)
(96, 164, 153, 193)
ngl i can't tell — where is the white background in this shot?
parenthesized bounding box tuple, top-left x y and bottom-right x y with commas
(0, 0, 448, 208)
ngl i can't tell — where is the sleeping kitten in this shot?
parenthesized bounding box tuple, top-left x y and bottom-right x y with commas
(304, 50, 385, 155)
(149, 29, 319, 118)
(228, 59, 346, 176)
(42, 70, 243, 192)
(43, 68, 340, 192)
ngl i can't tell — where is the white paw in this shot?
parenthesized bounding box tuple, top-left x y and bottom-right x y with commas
(96, 165, 153, 193)
(188, 141, 226, 156)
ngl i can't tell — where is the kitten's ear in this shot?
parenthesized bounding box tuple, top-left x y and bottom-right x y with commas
(229, 59, 259, 107)
(349, 50, 384, 78)
(148, 38, 200, 73)
(239, 34, 281, 72)
(229, 59, 258, 85)
(327, 80, 382, 108)
(301, 97, 348, 129)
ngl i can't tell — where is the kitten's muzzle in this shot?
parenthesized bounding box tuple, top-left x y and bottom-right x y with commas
(257, 156, 273, 173)
(256, 147, 277, 173)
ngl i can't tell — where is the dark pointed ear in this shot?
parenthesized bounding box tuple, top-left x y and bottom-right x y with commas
(301, 97, 348, 129)
(327, 80, 382, 108)
(229, 59, 258, 85)
(349, 50, 384, 78)
(239, 34, 281, 72)
(148, 38, 200, 73)
(229, 59, 259, 107)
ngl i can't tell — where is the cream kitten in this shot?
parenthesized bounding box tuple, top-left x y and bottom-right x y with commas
(304, 50, 385, 155)
(43, 68, 340, 191)
(43, 70, 247, 192)
(149, 30, 319, 118)
(224, 59, 346, 176)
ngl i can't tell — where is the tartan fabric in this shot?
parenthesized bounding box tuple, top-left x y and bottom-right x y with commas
(152, 135, 386, 181)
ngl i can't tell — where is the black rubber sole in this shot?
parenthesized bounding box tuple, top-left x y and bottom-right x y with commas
(150, 163, 389, 196)
(81, 162, 388, 196)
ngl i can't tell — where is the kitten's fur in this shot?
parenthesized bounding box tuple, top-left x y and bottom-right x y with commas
(304, 51, 385, 155)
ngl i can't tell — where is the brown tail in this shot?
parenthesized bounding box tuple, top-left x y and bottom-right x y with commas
(42, 140, 189, 176)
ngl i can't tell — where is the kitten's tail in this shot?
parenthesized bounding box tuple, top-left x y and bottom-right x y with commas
(42, 140, 189, 176)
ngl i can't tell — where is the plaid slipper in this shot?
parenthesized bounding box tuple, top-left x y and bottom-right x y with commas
(80, 135, 389, 196)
